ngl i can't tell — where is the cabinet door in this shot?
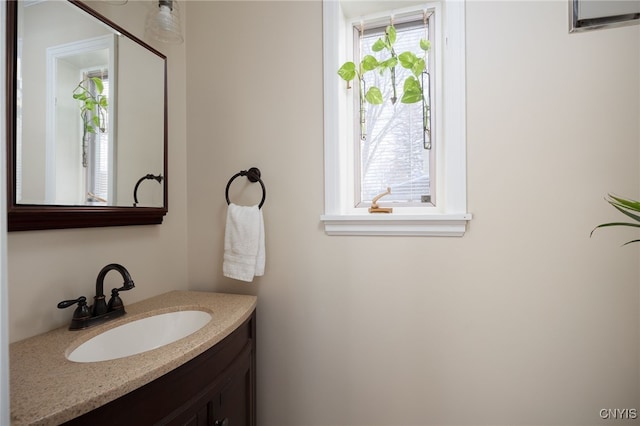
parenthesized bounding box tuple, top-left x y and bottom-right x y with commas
(181, 404, 210, 426)
(214, 344, 254, 426)
(165, 398, 213, 426)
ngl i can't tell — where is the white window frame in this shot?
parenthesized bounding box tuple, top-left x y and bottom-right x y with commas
(321, 0, 471, 236)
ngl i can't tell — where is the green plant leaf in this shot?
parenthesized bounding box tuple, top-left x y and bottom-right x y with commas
(379, 57, 398, 71)
(92, 116, 100, 127)
(412, 58, 425, 77)
(91, 77, 104, 94)
(361, 55, 379, 71)
(592, 192, 640, 243)
(365, 86, 383, 104)
(86, 125, 96, 134)
(401, 90, 422, 104)
(607, 194, 640, 212)
(420, 38, 431, 51)
(403, 76, 421, 91)
(337, 62, 357, 81)
(99, 97, 108, 108)
(591, 222, 640, 236)
(372, 38, 386, 52)
(73, 93, 86, 101)
(399, 51, 418, 69)
(386, 26, 396, 45)
(401, 76, 422, 103)
(591, 221, 640, 246)
(610, 203, 640, 223)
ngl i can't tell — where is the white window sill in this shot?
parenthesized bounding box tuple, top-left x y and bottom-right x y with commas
(320, 213, 472, 236)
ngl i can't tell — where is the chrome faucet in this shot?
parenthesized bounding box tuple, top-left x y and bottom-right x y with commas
(58, 263, 135, 330)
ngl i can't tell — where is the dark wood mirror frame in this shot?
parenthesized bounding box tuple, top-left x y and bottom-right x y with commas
(5, 0, 168, 231)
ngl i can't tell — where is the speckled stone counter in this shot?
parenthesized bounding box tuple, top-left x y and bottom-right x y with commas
(10, 291, 257, 426)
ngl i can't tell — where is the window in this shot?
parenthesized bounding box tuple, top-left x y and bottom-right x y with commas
(321, 0, 471, 236)
(84, 70, 110, 205)
(357, 16, 434, 207)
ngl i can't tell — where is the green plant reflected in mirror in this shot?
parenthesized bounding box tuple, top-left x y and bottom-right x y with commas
(73, 76, 109, 167)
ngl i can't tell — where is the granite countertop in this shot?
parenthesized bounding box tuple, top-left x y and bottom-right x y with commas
(10, 290, 257, 426)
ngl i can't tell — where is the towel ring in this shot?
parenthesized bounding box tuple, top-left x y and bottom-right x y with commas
(225, 167, 266, 209)
(133, 173, 163, 207)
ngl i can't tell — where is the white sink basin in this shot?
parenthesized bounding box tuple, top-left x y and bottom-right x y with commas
(67, 310, 212, 363)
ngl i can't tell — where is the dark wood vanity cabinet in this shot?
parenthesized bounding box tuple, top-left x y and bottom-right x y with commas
(64, 311, 256, 426)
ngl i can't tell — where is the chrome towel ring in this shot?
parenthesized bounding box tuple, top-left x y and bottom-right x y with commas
(225, 167, 266, 209)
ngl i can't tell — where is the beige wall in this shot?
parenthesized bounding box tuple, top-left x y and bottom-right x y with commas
(116, 36, 165, 207)
(6, 0, 640, 425)
(8, 0, 189, 342)
(186, 1, 639, 425)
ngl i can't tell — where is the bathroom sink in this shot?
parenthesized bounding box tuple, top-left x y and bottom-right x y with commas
(67, 310, 212, 362)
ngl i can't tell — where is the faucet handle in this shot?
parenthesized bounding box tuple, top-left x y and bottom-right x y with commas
(107, 288, 124, 312)
(57, 296, 87, 309)
(57, 296, 90, 320)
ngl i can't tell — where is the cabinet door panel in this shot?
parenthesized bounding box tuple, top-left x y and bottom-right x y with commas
(215, 349, 252, 425)
(166, 399, 212, 426)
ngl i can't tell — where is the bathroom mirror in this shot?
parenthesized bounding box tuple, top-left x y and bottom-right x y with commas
(6, 0, 168, 231)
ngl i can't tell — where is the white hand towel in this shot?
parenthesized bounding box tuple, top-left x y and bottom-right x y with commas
(223, 203, 265, 282)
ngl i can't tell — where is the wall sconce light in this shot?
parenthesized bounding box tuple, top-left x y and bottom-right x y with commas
(145, 0, 184, 44)
(133, 174, 164, 207)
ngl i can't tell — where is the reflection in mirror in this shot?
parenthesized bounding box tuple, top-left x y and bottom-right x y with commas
(7, 0, 168, 230)
(44, 34, 115, 205)
(18, 0, 164, 207)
